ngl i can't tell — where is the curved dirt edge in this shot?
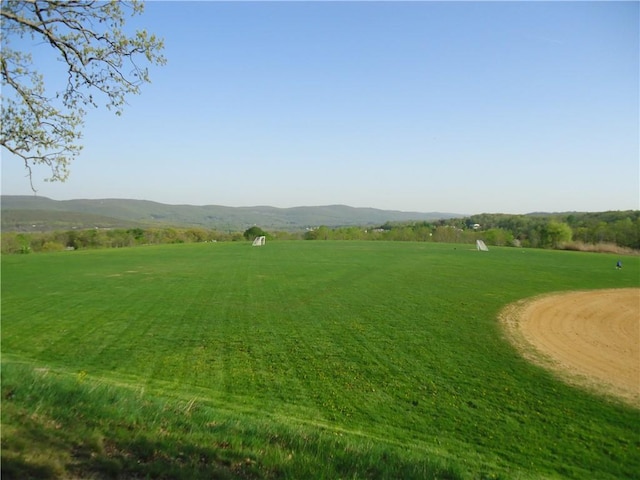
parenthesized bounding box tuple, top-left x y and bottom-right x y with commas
(499, 288, 640, 409)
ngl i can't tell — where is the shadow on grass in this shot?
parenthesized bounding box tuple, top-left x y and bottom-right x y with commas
(1, 366, 259, 480)
(1, 362, 463, 479)
(2, 456, 59, 480)
(70, 436, 260, 480)
(2, 407, 261, 480)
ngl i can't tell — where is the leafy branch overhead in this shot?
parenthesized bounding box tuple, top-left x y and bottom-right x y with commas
(1, 0, 166, 188)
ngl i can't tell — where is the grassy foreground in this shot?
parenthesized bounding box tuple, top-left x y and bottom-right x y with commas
(2, 241, 639, 479)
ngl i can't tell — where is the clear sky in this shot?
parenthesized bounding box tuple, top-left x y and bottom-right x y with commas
(2, 1, 638, 214)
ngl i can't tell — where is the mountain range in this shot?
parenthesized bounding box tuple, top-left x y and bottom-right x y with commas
(1, 196, 462, 232)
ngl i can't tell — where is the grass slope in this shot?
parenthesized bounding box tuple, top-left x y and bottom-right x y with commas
(2, 242, 639, 479)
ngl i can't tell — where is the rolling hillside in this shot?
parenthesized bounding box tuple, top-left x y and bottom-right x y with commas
(1, 196, 462, 232)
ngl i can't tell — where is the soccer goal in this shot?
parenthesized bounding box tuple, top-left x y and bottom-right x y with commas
(252, 236, 266, 247)
(476, 239, 489, 251)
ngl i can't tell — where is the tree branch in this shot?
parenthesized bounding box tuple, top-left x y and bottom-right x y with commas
(1, 0, 165, 187)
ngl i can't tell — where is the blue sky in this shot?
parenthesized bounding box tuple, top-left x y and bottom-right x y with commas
(2, 1, 638, 214)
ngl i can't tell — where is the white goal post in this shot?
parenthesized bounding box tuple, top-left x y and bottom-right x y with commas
(252, 236, 266, 246)
(476, 239, 489, 251)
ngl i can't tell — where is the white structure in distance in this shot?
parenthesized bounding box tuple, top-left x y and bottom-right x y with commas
(476, 239, 489, 251)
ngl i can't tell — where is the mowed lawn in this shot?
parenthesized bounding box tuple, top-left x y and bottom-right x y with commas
(2, 241, 639, 479)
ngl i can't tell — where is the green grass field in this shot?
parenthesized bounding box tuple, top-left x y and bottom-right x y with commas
(2, 241, 639, 479)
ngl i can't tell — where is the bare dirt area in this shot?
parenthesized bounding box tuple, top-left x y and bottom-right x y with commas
(500, 289, 640, 408)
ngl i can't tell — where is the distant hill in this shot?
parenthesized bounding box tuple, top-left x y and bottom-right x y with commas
(1, 196, 463, 232)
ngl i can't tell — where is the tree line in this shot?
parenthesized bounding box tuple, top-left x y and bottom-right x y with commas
(2, 211, 637, 254)
(464, 210, 639, 250)
(1, 227, 240, 254)
(304, 210, 639, 251)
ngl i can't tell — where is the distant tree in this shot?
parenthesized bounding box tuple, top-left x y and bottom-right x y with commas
(127, 228, 146, 243)
(543, 221, 573, 248)
(1, 0, 166, 188)
(183, 228, 211, 243)
(303, 226, 330, 240)
(40, 240, 64, 252)
(243, 226, 267, 240)
(0, 232, 29, 254)
(411, 222, 434, 242)
(613, 217, 640, 249)
(433, 226, 460, 243)
(483, 228, 514, 247)
(332, 226, 366, 240)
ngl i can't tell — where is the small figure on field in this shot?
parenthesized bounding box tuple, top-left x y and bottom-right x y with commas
(616, 260, 622, 270)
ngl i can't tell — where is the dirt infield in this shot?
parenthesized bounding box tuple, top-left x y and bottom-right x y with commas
(500, 289, 639, 407)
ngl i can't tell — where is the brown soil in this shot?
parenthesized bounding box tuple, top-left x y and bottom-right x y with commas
(500, 288, 640, 408)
